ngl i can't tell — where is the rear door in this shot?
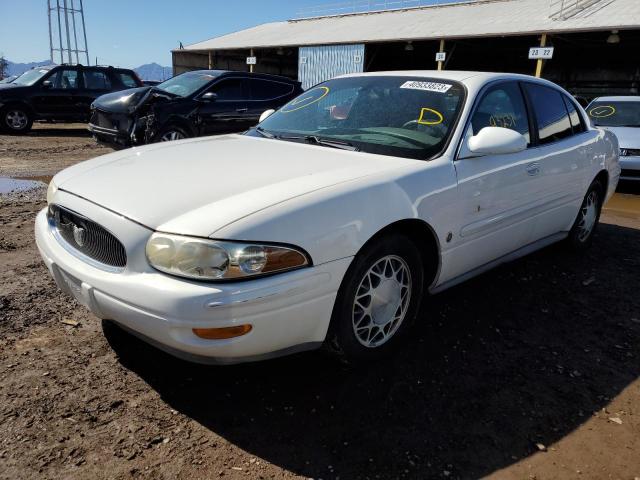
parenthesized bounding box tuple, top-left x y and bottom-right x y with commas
(30, 67, 81, 118)
(450, 81, 542, 279)
(197, 77, 250, 135)
(76, 68, 114, 119)
(521, 82, 594, 240)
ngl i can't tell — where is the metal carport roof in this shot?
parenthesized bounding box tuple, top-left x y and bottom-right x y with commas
(177, 0, 640, 51)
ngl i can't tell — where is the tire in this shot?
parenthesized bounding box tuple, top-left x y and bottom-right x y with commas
(1, 105, 33, 134)
(325, 233, 425, 364)
(155, 125, 189, 143)
(566, 179, 604, 250)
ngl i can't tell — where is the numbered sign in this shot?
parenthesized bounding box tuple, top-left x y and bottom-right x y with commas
(528, 47, 554, 60)
(435, 52, 446, 62)
(246, 56, 257, 65)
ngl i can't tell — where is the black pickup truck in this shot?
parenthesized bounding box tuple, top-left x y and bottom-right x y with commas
(0, 64, 142, 134)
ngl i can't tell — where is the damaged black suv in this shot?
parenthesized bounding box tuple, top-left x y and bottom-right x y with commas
(89, 70, 303, 147)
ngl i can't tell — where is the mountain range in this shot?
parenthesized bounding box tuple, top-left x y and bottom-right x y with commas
(3, 59, 172, 81)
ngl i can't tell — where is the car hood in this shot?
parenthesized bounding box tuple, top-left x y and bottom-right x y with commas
(0, 83, 28, 92)
(92, 86, 153, 113)
(600, 126, 640, 148)
(54, 134, 417, 237)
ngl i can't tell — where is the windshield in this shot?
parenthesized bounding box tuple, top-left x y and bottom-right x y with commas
(254, 76, 465, 160)
(12, 68, 51, 86)
(587, 101, 640, 127)
(155, 71, 218, 97)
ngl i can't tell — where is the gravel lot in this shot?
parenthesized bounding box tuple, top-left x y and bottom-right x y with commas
(0, 124, 639, 480)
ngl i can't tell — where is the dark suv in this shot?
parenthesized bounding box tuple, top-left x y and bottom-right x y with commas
(0, 64, 142, 134)
(88, 70, 303, 147)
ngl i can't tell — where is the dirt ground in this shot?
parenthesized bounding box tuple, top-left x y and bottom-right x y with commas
(0, 124, 639, 480)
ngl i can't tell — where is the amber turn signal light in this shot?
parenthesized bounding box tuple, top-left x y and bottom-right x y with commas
(192, 325, 252, 340)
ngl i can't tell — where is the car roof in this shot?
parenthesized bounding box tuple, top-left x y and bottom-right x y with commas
(186, 70, 298, 83)
(336, 70, 562, 88)
(592, 96, 640, 102)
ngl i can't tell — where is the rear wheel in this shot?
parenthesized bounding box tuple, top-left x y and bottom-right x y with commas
(325, 233, 425, 364)
(156, 125, 189, 143)
(2, 106, 33, 134)
(566, 179, 604, 250)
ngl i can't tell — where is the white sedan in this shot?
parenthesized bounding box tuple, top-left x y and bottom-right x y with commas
(36, 71, 620, 364)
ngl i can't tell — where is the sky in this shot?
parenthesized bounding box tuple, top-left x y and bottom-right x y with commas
(0, 0, 333, 68)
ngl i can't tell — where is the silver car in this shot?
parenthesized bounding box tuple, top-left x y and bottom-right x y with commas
(587, 96, 640, 182)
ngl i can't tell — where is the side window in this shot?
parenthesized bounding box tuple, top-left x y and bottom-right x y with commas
(563, 95, 586, 134)
(524, 83, 573, 145)
(48, 69, 78, 90)
(250, 79, 293, 101)
(471, 82, 531, 145)
(118, 72, 138, 88)
(82, 70, 112, 90)
(209, 79, 244, 101)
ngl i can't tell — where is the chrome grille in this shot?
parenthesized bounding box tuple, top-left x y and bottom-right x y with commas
(48, 205, 127, 268)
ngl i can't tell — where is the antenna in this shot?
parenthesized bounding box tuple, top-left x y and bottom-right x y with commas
(48, 0, 90, 65)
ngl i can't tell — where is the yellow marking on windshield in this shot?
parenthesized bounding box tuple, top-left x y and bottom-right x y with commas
(281, 86, 330, 113)
(589, 105, 616, 118)
(418, 108, 444, 125)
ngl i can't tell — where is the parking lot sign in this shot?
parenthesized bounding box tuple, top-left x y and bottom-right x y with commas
(528, 47, 554, 60)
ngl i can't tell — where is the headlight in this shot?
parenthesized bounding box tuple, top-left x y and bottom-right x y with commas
(145, 232, 310, 281)
(46, 180, 58, 204)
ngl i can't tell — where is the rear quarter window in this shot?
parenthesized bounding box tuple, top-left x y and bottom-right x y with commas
(117, 72, 139, 88)
(524, 83, 573, 145)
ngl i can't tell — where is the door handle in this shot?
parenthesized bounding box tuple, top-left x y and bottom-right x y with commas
(236, 108, 248, 113)
(526, 162, 541, 176)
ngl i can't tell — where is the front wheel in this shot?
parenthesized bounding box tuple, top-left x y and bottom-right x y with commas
(156, 125, 189, 143)
(2, 106, 33, 134)
(566, 179, 604, 250)
(325, 233, 425, 364)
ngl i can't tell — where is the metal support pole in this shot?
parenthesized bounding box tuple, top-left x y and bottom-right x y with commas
(250, 48, 254, 73)
(70, 0, 80, 64)
(437, 39, 445, 71)
(79, 0, 90, 65)
(535, 33, 547, 78)
(56, 0, 64, 64)
(208, 51, 213, 69)
(62, 0, 73, 63)
(48, 0, 54, 63)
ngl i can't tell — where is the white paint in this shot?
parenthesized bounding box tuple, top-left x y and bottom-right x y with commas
(39, 70, 621, 363)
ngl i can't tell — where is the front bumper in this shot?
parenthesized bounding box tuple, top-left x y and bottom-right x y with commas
(34, 194, 351, 364)
(620, 155, 640, 181)
(88, 123, 133, 148)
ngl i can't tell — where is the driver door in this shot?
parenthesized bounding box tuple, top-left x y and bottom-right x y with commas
(31, 67, 81, 118)
(197, 77, 250, 135)
(446, 81, 542, 281)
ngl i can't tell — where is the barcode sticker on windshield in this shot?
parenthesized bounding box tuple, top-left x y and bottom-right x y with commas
(400, 81, 452, 93)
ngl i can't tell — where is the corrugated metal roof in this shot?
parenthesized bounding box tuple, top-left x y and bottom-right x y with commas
(179, 0, 640, 52)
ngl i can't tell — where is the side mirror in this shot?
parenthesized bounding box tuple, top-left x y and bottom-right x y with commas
(200, 92, 217, 102)
(42, 80, 52, 89)
(467, 126, 527, 156)
(259, 109, 276, 123)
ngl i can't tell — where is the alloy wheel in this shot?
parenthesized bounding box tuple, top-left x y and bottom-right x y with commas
(5, 110, 28, 130)
(160, 130, 185, 142)
(352, 255, 412, 348)
(577, 190, 598, 242)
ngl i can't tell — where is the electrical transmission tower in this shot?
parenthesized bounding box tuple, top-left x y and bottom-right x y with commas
(48, 0, 90, 65)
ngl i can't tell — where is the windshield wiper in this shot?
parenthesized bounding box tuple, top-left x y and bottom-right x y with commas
(305, 135, 359, 151)
(273, 133, 359, 151)
(255, 126, 276, 138)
